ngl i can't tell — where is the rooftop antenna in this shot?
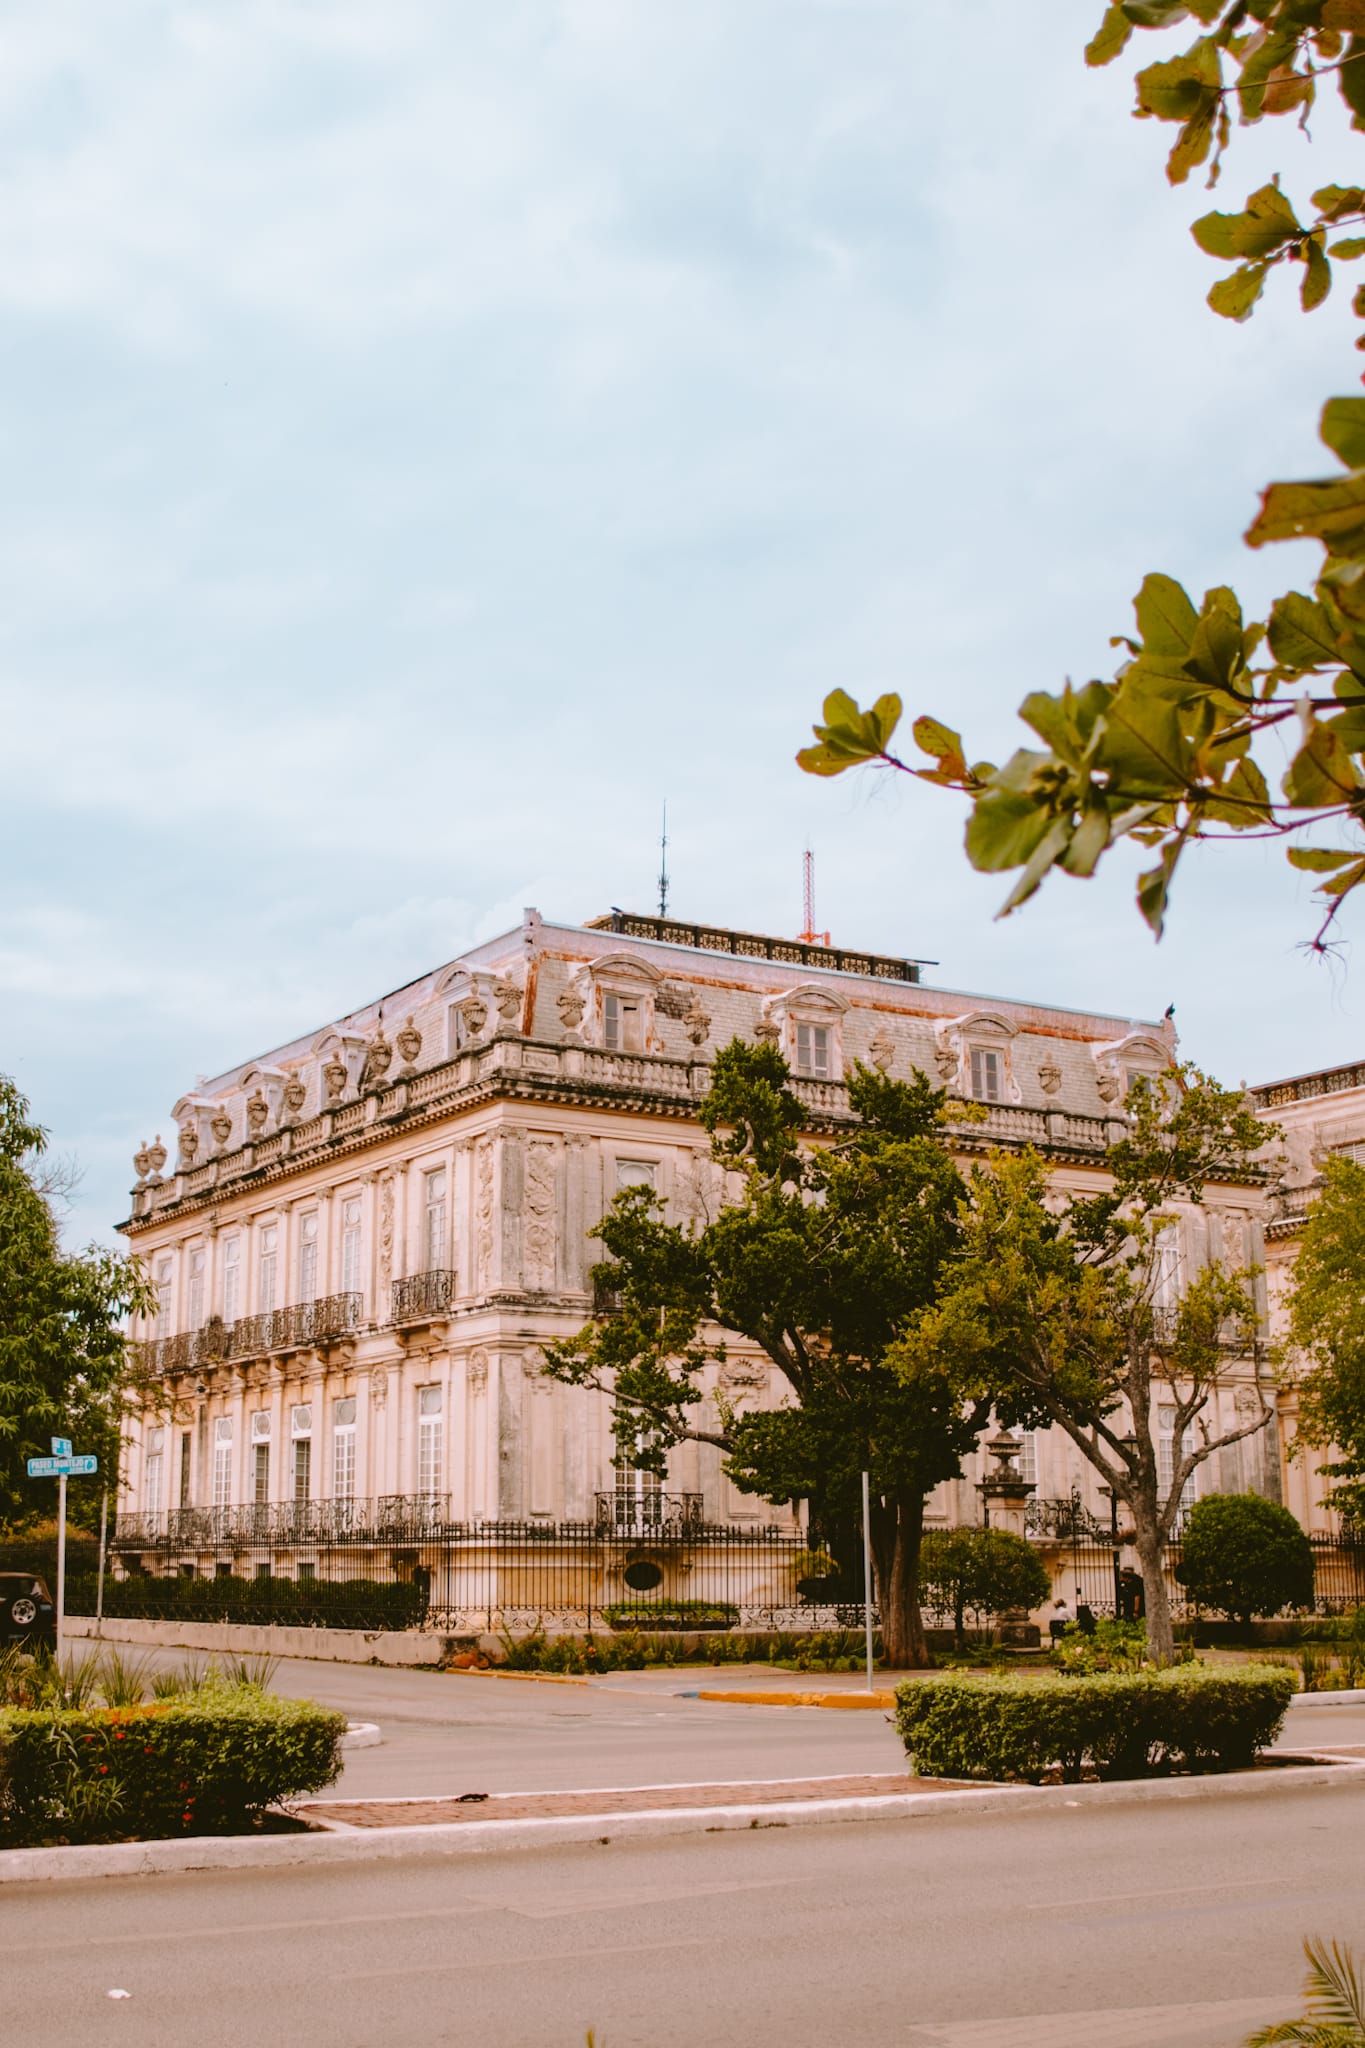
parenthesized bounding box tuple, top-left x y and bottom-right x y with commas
(658, 801, 670, 919)
(799, 847, 830, 946)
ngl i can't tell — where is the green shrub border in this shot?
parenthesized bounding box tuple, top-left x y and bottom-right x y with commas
(600, 1601, 739, 1632)
(0, 1687, 346, 1847)
(64, 1573, 426, 1633)
(894, 1665, 1297, 1784)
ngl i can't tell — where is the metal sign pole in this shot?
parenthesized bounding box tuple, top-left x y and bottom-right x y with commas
(96, 1484, 109, 1638)
(56, 1469, 67, 1672)
(861, 1469, 874, 1692)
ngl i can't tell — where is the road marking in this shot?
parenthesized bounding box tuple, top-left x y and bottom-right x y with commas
(0, 1878, 802, 1952)
(1026, 1874, 1286, 1912)
(345, 1933, 715, 1982)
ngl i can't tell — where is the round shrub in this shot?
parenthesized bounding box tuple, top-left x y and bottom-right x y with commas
(0, 1684, 346, 1847)
(1175, 1493, 1316, 1624)
(894, 1665, 1295, 1784)
(919, 1527, 1052, 1645)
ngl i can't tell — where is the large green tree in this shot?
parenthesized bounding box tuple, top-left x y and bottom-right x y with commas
(1287, 1151, 1365, 1520)
(0, 1076, 151, 1531)
(542, 1042, 1001, 1667)
(898, 1070, 1274, 1662)
(799, 3, 1365, 948)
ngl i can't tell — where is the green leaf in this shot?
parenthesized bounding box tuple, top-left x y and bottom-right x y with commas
(1085, 4, 1132, 65)
(1208, 262, 1270, 321)
(797, 689, 903, 778)
(1246, 470, 1365, 557)
(1135, 40, 1222, 185)
(1302, 238, 1333, 312)
(1268, 590, 1344, 671)
(1096, 686, 1196, 798)
(1136, 840, 1182, 939)
(997, 816, 1075, 916)
(1313, 181, 1365, 220)
(964, 785, 1058, 875)
(1322, 396, 1365, 469)
(1133, 573, 1199, 658)
(1121, 3, 1199, 25)
(1322, 3, 1365, 34)
(1287, 846, 1360, 871)
(1330, 236, 1365, 258)
(911, 714, 967, 785)
(1192, 184, 1300, 260)
(1342, 35, 1365, 130)
(1283, 719, 1362, 807)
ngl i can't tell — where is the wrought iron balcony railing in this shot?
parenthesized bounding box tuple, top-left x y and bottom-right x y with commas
(391, 1269, 457, 1325)
(593, 1490, 704, 1537)
(137, 1293, 363, 1374)
(113, 1493, 452, 1550)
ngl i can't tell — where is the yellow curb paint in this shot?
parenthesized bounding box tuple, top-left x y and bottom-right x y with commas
(445, 1667, 589, 1687)
(696, 1689, 896, 1710)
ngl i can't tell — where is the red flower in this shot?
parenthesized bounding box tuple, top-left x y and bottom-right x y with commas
(98, 1765, 109, 1775)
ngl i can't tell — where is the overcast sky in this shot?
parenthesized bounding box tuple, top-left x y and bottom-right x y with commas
(4, 0, 1361, 1252)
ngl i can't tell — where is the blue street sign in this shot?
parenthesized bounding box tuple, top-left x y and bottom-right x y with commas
(27, 1456, 71, 1477)
(67, 1455, 98, 1476)
(51, 1437, 71, 1458)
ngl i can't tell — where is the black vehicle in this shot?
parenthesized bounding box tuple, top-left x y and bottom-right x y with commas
(0, 1573, 57, 1650)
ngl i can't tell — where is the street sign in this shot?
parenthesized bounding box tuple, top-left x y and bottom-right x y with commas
(27, 1441, 92, 1663)
(27, 1456, 71, 1477)
(51, 1437, 72, 1458)
(68, 1455, 98, 1476)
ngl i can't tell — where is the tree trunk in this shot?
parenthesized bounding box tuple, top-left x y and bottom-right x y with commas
(1133, 1515, 1175, 1665)
(870, 1491, 933, 1670)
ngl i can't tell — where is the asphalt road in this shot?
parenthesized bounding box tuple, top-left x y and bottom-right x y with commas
(97, 1647, 1365, 1799)
(7, 1779, 1364, 2048)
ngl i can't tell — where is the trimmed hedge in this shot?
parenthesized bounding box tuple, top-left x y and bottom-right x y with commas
(0, 1686, 346, 1847)
(894, 1666, 1297, 1784)
(65, 1573, 427, 1633)
(601, 1601, 738, 1632)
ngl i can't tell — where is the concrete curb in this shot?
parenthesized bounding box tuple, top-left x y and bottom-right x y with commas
(3, 1757, 1363, 1886)
(1288, 1688, 1365, 1708)
(693, 1689, 895, 1709)
(338, 1722, 381, 1750)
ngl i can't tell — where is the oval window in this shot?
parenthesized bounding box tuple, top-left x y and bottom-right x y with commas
(623, 1559, 663, 1593)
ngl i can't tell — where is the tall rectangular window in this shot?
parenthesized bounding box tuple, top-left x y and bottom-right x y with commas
(341, 1198, 363, 1299)
(603, 994, 642, 1053)
(257, 1224, 278, 1315)
(615, 1441, 663, 1528)
(222, 1236, 241, 1324)
(1158, 1404, 1199, 1522)
(298, 1211, 319, 1303)
(179, 1432, 192, 1509)
(155, 1259, 173, 1338)
(145, 1428, 165, 1515)
(970, 1048, 1001, 1102)
(212, 1418, 233, 1509)
(417, 1386, 443, 1495)
(333, 1397, 357, 1500)
(250, 1411, 270, 1506)
(424, 1168, 447, 1270)
(187, 1249, 205, 1331)
(291, 1405, 313, 1503)
(1153, 1224, 1181, 1310)
(794, 1023, 830, 1078)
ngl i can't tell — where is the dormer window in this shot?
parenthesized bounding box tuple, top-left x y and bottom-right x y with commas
(970, 1048, 1002, 1102)
(795, 1022, 831, 1079)
(604, 993, 643, 1053)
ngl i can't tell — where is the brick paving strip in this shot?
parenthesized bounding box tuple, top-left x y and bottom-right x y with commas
(298, 1772, 983, 1830)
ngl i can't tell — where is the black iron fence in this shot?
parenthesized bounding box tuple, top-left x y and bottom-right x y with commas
(99, 1500, 818, 1634)
(31, 1501, 1365, 1638)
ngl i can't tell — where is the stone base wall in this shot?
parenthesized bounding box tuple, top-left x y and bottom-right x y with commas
(64, 1615, 446, 1667)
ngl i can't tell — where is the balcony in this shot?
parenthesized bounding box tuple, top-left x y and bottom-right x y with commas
(391, 1269, 457, 1326)
(137, 1293, 362, 1375)
(593, 1490, 704, 1538)
(114, 1493, 451, 1550)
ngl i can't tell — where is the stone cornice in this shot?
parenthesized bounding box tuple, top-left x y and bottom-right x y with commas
(121, 1035, 1263, 1237)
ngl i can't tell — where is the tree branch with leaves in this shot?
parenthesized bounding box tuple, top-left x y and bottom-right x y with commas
(799, 1, 1365, 945)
